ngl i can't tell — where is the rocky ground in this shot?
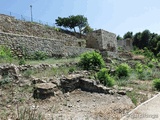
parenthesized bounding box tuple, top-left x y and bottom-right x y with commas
(0, 63, 135, 120)
(0, 54, 159, 120)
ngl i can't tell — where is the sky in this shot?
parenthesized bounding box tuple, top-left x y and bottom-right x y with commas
(0, 0, 160, 36)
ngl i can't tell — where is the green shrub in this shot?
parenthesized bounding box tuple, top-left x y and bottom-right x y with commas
(157, 53, 160, 60)
(148, 62, 154, 68)
(79, 51, 105, 70)
(135, 62, 143, 74)
(68, 67, 75, 73)
(97, 68, 115, 87)
(0, 45, 13, 63)
(153, 79, 160, 91)
(135, 62, 152, 80)
(18, 58, 26, 65)
(116, 63, 130, 78)
(32, 51, 48, 60)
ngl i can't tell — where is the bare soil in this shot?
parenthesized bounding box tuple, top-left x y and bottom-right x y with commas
(0, 82, 134, 120)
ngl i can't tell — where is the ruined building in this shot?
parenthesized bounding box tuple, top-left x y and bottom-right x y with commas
(117, 38, 133, 51)
(86, 29, 118, 57)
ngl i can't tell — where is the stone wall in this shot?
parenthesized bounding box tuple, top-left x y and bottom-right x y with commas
(117, 38, 133, 51)
(86, 29, 118, 57)
(0, 14, 82, 41)
(0, 32, 93, 57)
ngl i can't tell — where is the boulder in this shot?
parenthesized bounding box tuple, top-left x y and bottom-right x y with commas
(32, 77, 47, 84)
(60, 74, 83, 92)
(79, 78, 97, 92)
(33, 83, 57, 99)
(0, 64, 19, 80)
(80, 78, 111, 94)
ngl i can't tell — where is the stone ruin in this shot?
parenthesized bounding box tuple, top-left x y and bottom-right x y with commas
(86, 29, 118, 57)
(0, 14, 134, 59)
(117, 38, 133, 51)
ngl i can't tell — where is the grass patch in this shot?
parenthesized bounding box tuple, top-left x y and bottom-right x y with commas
(26, 57, 80, 65)
(126, 91, 138, 105)
(32, 65, 80, 78)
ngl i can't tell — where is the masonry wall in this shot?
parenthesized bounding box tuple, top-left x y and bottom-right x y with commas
(101, 30, 117, 52)
(0, 14, 83, 41)
(117, 38, 133, 51)
(0, 32, 93, 57)
(86, 29, 117, 53)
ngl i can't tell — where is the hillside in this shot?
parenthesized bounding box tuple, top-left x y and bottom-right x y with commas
(0, 14, 81, 41)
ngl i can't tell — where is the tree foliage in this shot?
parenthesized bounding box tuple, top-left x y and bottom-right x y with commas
(123, 31, 133, 39)
(83, 25, 93, 34)
(55, 15, 88, 36)
(130, 29, 160, 57)
(117, 35, 123, 40)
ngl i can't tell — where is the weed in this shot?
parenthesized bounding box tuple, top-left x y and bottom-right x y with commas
(0, 45, 13, 63)
(19, 58, 26, 65)
(23, 70, 33, 78)
(153, 79, 160, 91)
(31, 51, 48, 60)
(17, 104, 44, 120)
(126, 91, 138, 105)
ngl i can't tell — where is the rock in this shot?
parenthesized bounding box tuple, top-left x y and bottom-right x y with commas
(105, 58, 112, 63)
(0, 64, 19, 80)
(49, 78, 61, 86)
(79, 78, 97, 92)
(80, 78, 111, 94)
(0, 75, 2, 80)
(118, 87, 133, 92)
(32, 77, 47, 84)
(60, 74, 83, 93)
(33, 83, 57, 99)
(96, 85, 111, 94)
(109, 89, 117, 95)
(117, 90, 126, 95)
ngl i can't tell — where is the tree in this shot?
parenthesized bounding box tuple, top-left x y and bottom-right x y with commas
(55, 15, 88, 37)
(133, 32, 141, 48)
(83, 25, 93, 34)
(123, 31, 133, 39)
(140, 29, 151, 48)
(116, 35, 123, 40)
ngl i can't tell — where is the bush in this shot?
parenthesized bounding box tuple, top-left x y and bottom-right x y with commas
(0, 45, 13, 62)
(97, 68, 115, 87)
(18, 58, 26, 65)
(153, 79, 160, 91)
(135, 62, 143, 74)
(116, 63, 130, 78)
(79, 51, 105, 70)
(135, 62, 152, 80)
(32, 51, 48, 60)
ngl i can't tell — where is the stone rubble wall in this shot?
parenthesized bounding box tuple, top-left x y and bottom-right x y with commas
(0, 32, 93, 57)
(117, 38, 133, 51)
(0, 14, 82, 41)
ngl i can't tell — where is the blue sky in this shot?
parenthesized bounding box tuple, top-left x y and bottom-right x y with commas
(0, 0, 160, 36)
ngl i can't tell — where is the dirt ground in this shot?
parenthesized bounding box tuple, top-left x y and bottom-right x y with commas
(0, 85, 134, 120)
(30, 89, 134, 120)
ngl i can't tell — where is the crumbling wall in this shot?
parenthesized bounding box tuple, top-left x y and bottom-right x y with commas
(117, 38, 133, 51)
(86, 29, 118, 57)
(0, 14, 83, 41)
(0, 32, 93, 57)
